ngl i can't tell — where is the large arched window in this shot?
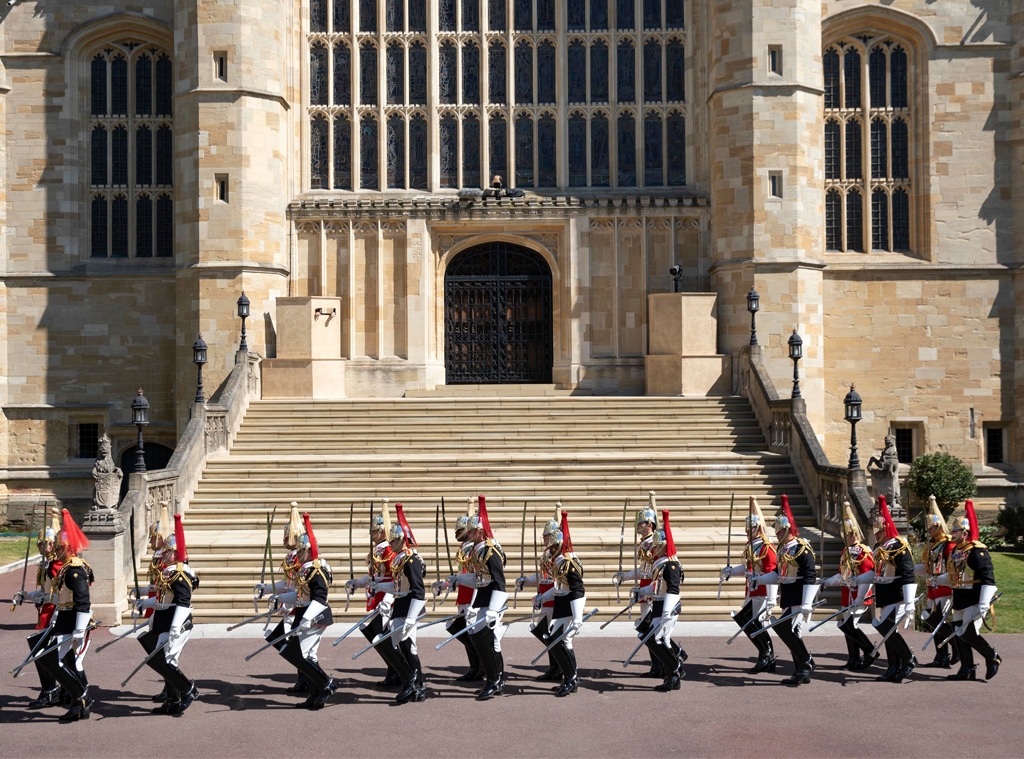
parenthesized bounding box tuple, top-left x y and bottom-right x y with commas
(824, 35, 913, 252)
(89, 43, 173, 259)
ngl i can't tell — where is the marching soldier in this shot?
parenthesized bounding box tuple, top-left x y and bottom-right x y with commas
(255, 504, 307, 694)
(637, 510, 686, 692)
(345, 500, 404, 687)
(533, 510, 586, 697)
(374, 503, 428, 704)
(720, 496, 778, 673)
(433, 502, 483, 681)
(870, 495, 917, 683)
(915, 495, 957, 669)
(516, 505, 561, 681)
(455, 495, 508, 700)
(612, 492, 661, 677)
(761, 495, 818, 686)
(134, 512, 200, 716)
(34, 509, 95, 722)
(274, 512, 336, 709)
(821, 502, 877, 671)
(943, 500, 1001, 681)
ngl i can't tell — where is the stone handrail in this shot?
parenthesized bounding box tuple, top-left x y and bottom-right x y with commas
(85, 352, 261, 624)
(739, 345, 873, 538)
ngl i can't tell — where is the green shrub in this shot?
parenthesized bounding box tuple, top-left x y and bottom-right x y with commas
(996, 504, 1024, 548)
(904, 452, 976, 518)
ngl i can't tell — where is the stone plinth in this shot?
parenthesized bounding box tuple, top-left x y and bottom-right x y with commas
(646, 293, 731, 396)
(81, 508, 128, 626)
(262, 297, 346, 398)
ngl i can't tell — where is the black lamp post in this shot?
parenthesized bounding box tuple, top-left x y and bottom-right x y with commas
(746, 286, 760, 346)
(192, 333, 208, 403)
(844, 384, 863, 470)
(788, 328, 803, 399)
(237, 291, 250, 353)
(131, 388, 150, 473)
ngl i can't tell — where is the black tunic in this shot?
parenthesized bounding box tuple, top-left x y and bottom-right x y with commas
(650, 560, 682, 617)
(471, 545, 506, 610)
(778, 540, 817, 609)
(874, 538, 915, 607)
(52, 560, 91, 634)
(951, 544, 996, 610)
(552, 556, 585, 619)
(393, 553, 426, 618)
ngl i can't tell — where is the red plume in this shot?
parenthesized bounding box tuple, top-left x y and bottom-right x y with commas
(174, 514, 188, 563)
(661, 509, 677, 557)
(395, 502, 418, 547)
(877, 496, 899, 541)
(964, 499, 980, 542)
(780, 494, 799, 537)
(559, 510, 573, 556)
(478, 495, 493, 539)
(302, 512, 319, 559)
(60, 509, 90, 556)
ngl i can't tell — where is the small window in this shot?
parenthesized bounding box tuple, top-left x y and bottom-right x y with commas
(768, 171, 783, 198)
(893, 426, 915, 464)
(985, 424, 1006, 465)
(216, 174, 229, 202)
(215, 52, 228, 82)
(768, 45, 782, 75)
(78, 423, 101, 459)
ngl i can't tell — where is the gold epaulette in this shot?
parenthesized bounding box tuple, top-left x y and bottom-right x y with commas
(391, 549, 416, 577)
(552, 554, 582, 583)
(875, 536, 911, 563)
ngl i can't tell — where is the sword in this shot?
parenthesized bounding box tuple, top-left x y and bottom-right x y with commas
(351, 610, 427, 660)
(718, 493, 735, 600)
(256, 512, 271, 612)
(245, 627, 301, 662)
(920, 599, 954, 652)
(530, 608, 599, 664)
(936, 592, 1003, 649)
(9, 618, 57, 676)
(435, 606, 509, 650)
(419, 613, 460, 629)
(750, 599, 826, 638)
(122, 635, 172, 687)
(623, 604, 680, 667)
(808, 598, 862, 632)
(438, 496, 455, 606)
(726, 609, 769, 644)
(867, 594, 927, 656)
(514, 500, 527, 609)
(129, 502, 142, 625)
(331, 607, 380, 646)
(346, 502, 356, 612)
(11, 502, 38, 612)
(600, 599, 638, 630)
(11, 637, 64, 678)
(95, 618, 150, 652)
(226, 606, 281, 632)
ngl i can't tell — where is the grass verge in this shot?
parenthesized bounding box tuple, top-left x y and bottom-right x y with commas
(991, 549, 1023, 634)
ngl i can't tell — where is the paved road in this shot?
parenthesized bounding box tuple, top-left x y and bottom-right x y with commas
(0, 565, 1018, 758)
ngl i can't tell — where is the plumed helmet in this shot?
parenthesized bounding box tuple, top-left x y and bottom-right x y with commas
(59, 509, 89, 558)
(655, 509, 676, 558)
(542, 501, 562, 545)
(476, 495, 494, 539)
(454, 513, 474, 541)
(173, 513, 188, 563)
(745, 496, 771, 541)
(840, 501, 864, 543)
(302, 512, 319, 560)
(923, 495, 949, 535)
(558, 509, 573, 555)
(393, 502, 418, 547)
(871, 495, 900, 541)
(773, 494, 798, 537)
(150, 501, 172, 544)
(950, 499, 979, 542)
(635, 491, 658, 530)
(38, 506, 61, 556)
(284, 502, 304, 549)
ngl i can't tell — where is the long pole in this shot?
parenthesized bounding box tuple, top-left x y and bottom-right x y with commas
(11, 501, 38, 611)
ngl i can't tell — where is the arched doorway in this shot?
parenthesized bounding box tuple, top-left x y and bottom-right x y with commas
(444, 242, 553, 384)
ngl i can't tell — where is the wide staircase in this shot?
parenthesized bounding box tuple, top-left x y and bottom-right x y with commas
(176, 391, 842, 624)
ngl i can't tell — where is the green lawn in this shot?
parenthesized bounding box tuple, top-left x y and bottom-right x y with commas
(991, 549, 1024, 634)
(0, 535, 33, 566)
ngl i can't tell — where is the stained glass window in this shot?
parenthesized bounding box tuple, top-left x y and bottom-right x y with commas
(489, 115, 508, 182)
(311, 43, 328, 105)
(334, 0, 350, 33)
(462, 0, 480, 32)
(409, 113, 428, 188)
(892, 189, 909, 250)
(591, 0, 608, 30)
(644, 39, 662, 102)
(870, 117, 886, 179)
(311, 114, 329, 188)
(489, 0, 506, 31)
(91, 56, 106, 116)
(440, 0, 456, 31)
(408, 0, 425, 31)
(360, 42, 377, 105)
(591, 113, 610, 186)
(568, 0, 586, 31)
(568, 114, 587, 186)
(360, 114, 379, 189)
(135, 54, 152, 116)
(538, 42, 556, 104)
(515, 112, 534, 186)
(666, 0, 684, 27)
(463, 43, 480, 104)
(667, 111, 685, 185)
(92, 126, 108, 186)
(618, 40, 635, 103)
(515, 0, 531, 32)
(136, 196, 152, 257)
(568, 41, 586, 103)
(489, 42, 507, 103)
(869, 46, 886, 109)
(844, 48, 861, 109)
(409, 41, 427, 104)
(824, 49, 839, 109)
(440, 114, 458, 188)
(156, 125, 172, 186)
(825, 189, 842, 251)
(644, 112, 662, 185)
(666, 41, 684, 101)
(334, 43, 351, 106)
(847, 189, 863, 251)
(617, 0, 634, 31)
(644, 0, 660, 29)
(112, 125, 128, 185)
(311, 0, 327, 31)
(537, 0, 555, 31)
(440, 42, 457, 104)
(387, 113, 405, 187)
(825, 119, 840, 179)
(360, 0, 376, 33)
(156, 194, 172, 257)
(892, 118, 908, 179)
(591, 40, 609, 102)
(386, 0, 404, 32)
(111, 194, 129, 257)
(334, 114, 352, 189)
(112, 55, 128, 115)
(387, 43, 404, 104)
(538, 113, 556, 186)
(890, 47, 907, 108)
(464, 113, 481, 188)
(871, 188, 889, 250)
(515, 41, 533, 104)
(136, 124, 152, 185)
(618, 112, 636, 186)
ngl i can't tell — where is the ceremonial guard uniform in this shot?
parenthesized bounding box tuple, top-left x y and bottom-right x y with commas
(761, 496, 818, 686)
(460, 496, 508, 700)
(435, 505, 482, 681)
(721, 496, 779, 673)
(516, 507, 561, 681)
(374, 503, 429, 704)
(346, 500, 403, 687)
(637, 510, 686, 692)
(914, 496, 957, 669)
(275, 513, 336, 710)
(136, 503, 176, 703)
(612, 492, 661, 677)
(822, 502, 876, 671)
(870, 496, 917, 683)
(534, 510, 586, 697)
(135, 512, 200, 716)
(34, 509, 95, 721)
(942, 500, 1001, 681)
(257, 504, 307, 693)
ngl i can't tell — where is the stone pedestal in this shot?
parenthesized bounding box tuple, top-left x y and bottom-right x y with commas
(81, 508, 128, 626)
(645, 293, 731, 396)
(262, 297, 346, 399)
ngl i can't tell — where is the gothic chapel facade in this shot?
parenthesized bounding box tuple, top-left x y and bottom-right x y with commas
(1, 1, 1022, 517)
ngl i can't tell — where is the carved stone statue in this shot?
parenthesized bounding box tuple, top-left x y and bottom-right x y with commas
(92, 433, 123, 510)
(867, 432, 901, 508)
